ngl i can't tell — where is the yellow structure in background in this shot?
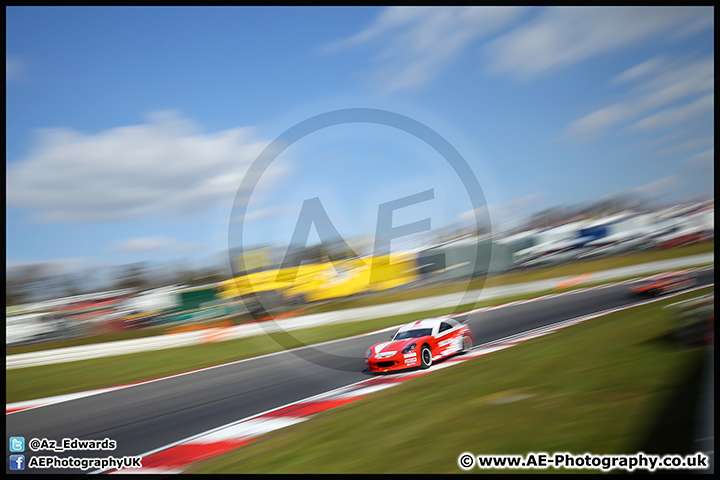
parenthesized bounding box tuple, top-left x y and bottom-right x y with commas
(219, 253, 418, 303)
(236, 247, 272, 272)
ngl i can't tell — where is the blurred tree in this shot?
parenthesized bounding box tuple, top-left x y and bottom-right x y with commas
(187, 265, 226, 287)
(6, 272, 29, 306)
(57, 272, 85, 298)
(170, 266, 196, 286)
(6, 264, 47, 305)
(113, 262, 148, 292)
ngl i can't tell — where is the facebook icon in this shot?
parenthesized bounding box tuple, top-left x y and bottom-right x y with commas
(9, 454, 25, 470)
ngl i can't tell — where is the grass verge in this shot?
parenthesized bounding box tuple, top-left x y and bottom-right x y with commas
(190, 287, 713, 474)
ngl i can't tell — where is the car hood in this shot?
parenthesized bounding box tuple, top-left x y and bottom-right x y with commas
(370, 338, 425, 356)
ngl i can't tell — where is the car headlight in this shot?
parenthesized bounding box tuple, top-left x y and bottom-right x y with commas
(402, 343, 416, 354)
(366, 349, 373, 358)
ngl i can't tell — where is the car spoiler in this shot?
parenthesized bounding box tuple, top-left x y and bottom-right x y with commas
(453, 314, 471, 324)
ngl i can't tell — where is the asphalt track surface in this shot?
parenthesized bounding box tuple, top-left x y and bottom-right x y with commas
(6, 269, 713, 475)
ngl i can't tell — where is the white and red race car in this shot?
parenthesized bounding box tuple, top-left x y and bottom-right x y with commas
(366, 316, 474, 373)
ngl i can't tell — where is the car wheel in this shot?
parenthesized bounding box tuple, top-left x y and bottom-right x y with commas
(461, 335, 472, 354)
(420, 345, 433, 369)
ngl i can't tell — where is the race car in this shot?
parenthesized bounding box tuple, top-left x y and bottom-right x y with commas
(629, 270, 696, 297)
(365, 316, 474, 373)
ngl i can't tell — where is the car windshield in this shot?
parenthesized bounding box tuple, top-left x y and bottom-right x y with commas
(393, 328, 432, 341)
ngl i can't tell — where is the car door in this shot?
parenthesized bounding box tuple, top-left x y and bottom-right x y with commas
(436, 320, 460, 358)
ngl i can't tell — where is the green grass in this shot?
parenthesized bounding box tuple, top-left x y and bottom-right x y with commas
(190, 286, 713, 474)
(6, 241, 713, 356)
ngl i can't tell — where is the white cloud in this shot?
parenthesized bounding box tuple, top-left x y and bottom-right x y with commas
(685, 148, 714, 169)
(636, 56, 714, 105)
(617, 130, 686, 155)
(610, 56, 665, 86)
(457, 205, 489, 224)
(633, 175, 682, 198)
(322, 7, 711, 92)
(487, 7, 713, 80)
(563, 104, 635, 138)
(626, 93, 714, 132)
(112, 237, 169, 252)
(6, 111, 285, 222)
(495, 192, 550, 219)
(652, 134, 714, 157)
(669, 10, 715, 39)
(6, 257, 96, 276)
(563, 56, 713, 139)
(458, 192, 549, 229)
(230, 207, 285, 224)
(609, 148, 713, 204)
(322, 6, 525, 91)
(110, 236, 199, 253)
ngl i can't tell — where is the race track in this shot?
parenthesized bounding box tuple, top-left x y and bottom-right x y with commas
(6, 269, 713, 474)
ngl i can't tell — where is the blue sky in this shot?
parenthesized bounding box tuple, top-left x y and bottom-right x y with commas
(6, 6, 714, 277)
